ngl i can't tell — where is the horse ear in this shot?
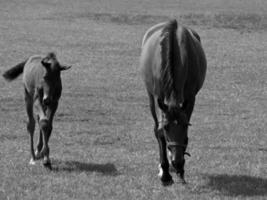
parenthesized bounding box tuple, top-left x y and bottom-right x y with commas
(60, 65, 71, 71)
(41, 57, 51, 70)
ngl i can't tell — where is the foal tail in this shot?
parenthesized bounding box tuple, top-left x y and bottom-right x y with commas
(2, 60, 27, 81)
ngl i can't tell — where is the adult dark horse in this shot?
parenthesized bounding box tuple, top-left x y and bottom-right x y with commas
(3, 52, 71, 169)
(140, 20, 206, 185)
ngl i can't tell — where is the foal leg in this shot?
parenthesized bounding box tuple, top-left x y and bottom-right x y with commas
(148, 93, 173, 185)
(25, 90, 36, 165)
(34, 116, 43, 159)
(39, 119, 52, 169)
(40, 102, 58, 169)
(35, 130, 43, 159)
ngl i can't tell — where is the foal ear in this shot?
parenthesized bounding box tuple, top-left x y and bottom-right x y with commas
(41, 57, 51, 70)
(60, 65, 71, 71)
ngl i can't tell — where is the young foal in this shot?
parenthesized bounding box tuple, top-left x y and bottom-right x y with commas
(3, 52, 71, 168)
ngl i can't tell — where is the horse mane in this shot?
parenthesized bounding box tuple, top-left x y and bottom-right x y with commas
(160, 19, 180, 100)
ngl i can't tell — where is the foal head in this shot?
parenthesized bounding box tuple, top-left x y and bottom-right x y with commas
(41, 53, 71, 106)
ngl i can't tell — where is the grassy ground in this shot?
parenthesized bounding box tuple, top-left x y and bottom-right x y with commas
(0, 0, 266, 199)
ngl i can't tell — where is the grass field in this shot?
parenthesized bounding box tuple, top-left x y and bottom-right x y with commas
(0, 0, 266, 199)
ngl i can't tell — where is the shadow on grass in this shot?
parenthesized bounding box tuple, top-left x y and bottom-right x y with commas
(52, 159, 118, 176)
(205, 174, 267, 197)
(258, 148, 267, 152)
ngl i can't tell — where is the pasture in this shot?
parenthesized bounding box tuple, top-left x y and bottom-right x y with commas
(0, 0, 266, 199)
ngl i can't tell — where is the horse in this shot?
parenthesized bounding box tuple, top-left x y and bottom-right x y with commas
(3, 52, 71, 169)
(140, 19, 206, 185)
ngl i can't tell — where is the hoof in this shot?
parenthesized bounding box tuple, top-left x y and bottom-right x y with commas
(43, 161, 52, 170)
(178, 177, 186, 184)
(43, 157, 52, 170)
(35, 150, 43, 160)
(160, 173, 173, 186)
(29, 158, 36, 165)
(43, 162, 52, 170)
(158, 163, 173, 186)
(161, 177, 174, 186)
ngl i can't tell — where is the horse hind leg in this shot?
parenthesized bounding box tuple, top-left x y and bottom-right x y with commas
(25, 89, 36, 165)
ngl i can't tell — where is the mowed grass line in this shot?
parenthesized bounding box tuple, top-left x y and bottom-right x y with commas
(0, 0, 266, 199)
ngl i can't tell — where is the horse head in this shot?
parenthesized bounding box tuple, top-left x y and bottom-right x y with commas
(158, 100, 191, 179)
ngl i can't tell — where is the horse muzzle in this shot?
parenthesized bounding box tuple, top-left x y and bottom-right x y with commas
(171, 158, 185, 171)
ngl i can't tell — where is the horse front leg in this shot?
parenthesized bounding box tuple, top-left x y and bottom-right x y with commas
(155, 129, 173, 186)
(39, 119, 52, 169)
(35, 130, 43, 159)
(39, 102, 58, 169)
(33, 115, 43, 160)
(148, 93, 173, 185)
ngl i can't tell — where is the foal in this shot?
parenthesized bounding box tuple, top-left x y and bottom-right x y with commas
(3, 52, 71, 168)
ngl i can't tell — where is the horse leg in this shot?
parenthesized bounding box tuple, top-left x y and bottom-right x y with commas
(148, 93, 173, 185)
(25, 90, 36, 165)
(35, 130, 43, 159)
(40, 102, 58, 169)
(39, 119, 52, 169)
(156, 131, 174, 185)
(32, 115, 43, 159)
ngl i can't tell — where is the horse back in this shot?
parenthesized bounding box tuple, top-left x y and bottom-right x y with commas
(181, 28, 207, 96)
(140, 21, 206, 99)
(141, 22, 167, 48)
(140, 27, 164, 96)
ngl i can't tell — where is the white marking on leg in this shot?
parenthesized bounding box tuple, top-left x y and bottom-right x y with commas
(158, 163, 163, 177)
(29, 158, 36, 165)
(167, 149, 172, 164)
(39, 115, 48, 121)
(35, 149, 39, 156)
(35, 149, 42, 159)
(167, 149, 175, 172)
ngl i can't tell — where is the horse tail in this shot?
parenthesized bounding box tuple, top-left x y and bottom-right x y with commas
(160, 19, 180, 100)
(2, 60, 27, 81)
